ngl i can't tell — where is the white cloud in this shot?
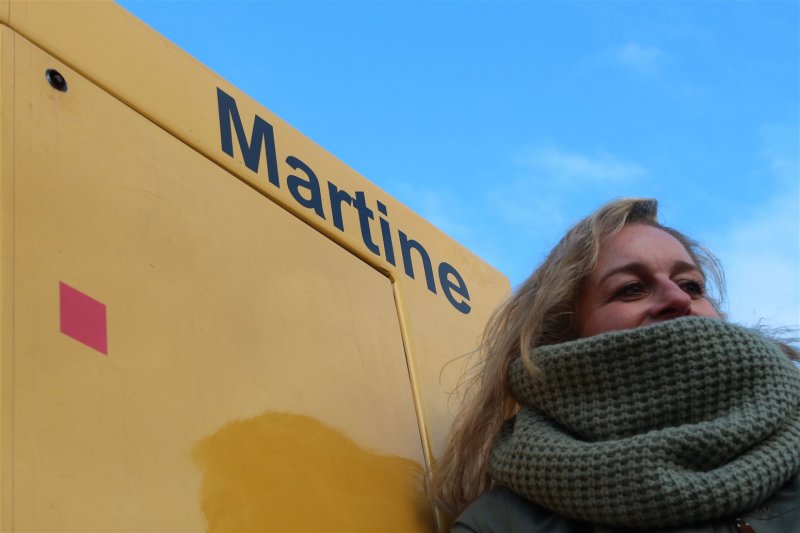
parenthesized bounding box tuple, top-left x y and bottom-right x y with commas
(391, 182, 478, 246)
(520, 144, 646, 184)
(717, 195, 799, 329)
(616, 42, 669, 76)
(713, 125, 799, 330)
(759, 123, 799, 186)
(488, 189, 565, 231)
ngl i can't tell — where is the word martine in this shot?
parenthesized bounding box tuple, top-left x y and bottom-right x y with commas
(216, 88, 471, 314)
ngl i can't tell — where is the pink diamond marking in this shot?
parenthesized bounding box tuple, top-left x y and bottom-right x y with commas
(59, 282, 108, 355)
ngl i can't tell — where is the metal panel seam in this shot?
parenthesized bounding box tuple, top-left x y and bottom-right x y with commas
(0, 22, 15, 533)
(390, 279, 439, 531)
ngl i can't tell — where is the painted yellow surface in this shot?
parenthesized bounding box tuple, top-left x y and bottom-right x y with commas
(0, 1, 510, 531)
(194, 412, 434, 532)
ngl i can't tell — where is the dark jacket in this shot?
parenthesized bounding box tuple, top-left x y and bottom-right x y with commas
(452, 473, 800, 533)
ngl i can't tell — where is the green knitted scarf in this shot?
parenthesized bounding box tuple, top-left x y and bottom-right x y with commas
(490, 317, 800, 528)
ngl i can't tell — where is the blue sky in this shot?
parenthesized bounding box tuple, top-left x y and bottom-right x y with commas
(118, 0, 799, 330)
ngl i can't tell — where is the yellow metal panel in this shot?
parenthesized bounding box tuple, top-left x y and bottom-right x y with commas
(2, 2, 512, 531)
(11, 33, 432, 532)
(2, 3, 511, 482)
(0, 24, 14, 533)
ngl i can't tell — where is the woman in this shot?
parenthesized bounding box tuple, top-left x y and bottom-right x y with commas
(433, 198, 800, 532)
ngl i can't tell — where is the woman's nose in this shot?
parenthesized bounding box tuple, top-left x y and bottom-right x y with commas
(651, 281, 692, 319)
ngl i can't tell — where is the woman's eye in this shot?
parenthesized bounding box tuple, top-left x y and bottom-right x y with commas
(679, 280, 705, 297)
(614, 282, 645, 299)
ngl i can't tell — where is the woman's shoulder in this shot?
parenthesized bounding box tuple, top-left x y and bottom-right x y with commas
(451, 486, 591, 533)
(746, 472, 800, 531)
(450, 473, 800, 533)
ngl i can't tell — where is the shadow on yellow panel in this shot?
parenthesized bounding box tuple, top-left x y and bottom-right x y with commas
(192, 411, 435, 532)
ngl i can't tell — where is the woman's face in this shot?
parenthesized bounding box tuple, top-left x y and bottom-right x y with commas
(577, 224, 720, 338)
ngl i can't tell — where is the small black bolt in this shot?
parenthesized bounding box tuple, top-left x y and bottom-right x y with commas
(45, 69, 68, 92)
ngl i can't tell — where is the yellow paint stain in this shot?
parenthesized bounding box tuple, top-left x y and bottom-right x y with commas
(192, 412, 435, 532)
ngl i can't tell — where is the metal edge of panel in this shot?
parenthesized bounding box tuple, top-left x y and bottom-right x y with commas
(390, 279, 443, 532)
(0, 21, 14, 532)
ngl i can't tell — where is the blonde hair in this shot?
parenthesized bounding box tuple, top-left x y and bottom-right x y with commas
(431, 197, 725, 517)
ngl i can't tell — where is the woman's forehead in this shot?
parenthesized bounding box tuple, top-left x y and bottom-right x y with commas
(596, 225, 696, 271)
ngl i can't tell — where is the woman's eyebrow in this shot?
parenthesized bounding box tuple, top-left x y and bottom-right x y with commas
(597, 263, 647, 285)
(598, 260, 702, 285)
(671, 260, 703, 276)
